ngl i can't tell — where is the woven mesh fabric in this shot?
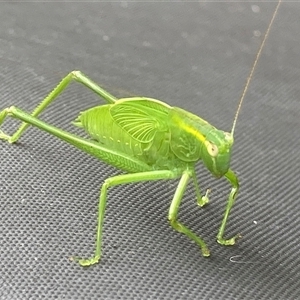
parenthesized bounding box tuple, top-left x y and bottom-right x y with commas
(0, 2, 299, 300)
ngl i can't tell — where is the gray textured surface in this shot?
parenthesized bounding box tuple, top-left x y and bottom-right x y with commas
(0, 2, 299, 300)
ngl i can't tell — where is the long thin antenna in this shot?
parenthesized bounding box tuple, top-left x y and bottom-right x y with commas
(231, 0, 281, 136)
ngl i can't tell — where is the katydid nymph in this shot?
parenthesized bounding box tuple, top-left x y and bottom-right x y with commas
(0, 1, 281, 266)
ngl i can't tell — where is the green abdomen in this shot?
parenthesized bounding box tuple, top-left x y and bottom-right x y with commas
(74, 105, 180, 170)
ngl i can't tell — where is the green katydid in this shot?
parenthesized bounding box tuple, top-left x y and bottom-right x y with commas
(0, 1, 281, 266)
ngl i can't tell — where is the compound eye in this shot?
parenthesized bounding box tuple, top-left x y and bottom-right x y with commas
(206, 141, 219, 157)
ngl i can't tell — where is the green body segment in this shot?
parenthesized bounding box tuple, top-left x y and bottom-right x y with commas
(74, 100, 174, 171)
(0, 71, 239, 267)
(169, 107, 234, 177)
(75, 97, 234, 177)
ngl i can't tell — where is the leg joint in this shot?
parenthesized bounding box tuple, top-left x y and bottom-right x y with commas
(71, 70, 82, 77)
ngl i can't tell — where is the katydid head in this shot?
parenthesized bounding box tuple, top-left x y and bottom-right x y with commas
(201, 131, 233, 178)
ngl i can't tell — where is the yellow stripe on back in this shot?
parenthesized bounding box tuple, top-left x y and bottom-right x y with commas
(172, 112, 206, 143)
(181, 123, 206, 143)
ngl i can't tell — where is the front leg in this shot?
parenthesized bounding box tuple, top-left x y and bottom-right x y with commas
(217, 169, 241, 245)
(192, 172, 210, 207)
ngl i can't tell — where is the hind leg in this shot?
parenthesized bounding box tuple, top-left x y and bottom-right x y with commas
(0, 71, 117, 143)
